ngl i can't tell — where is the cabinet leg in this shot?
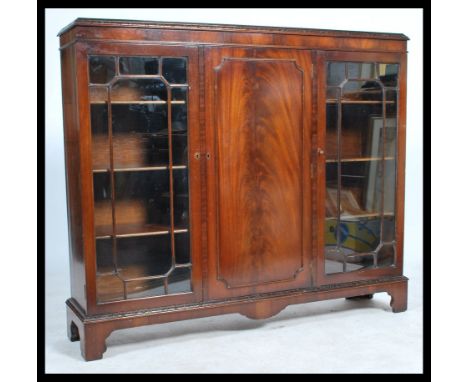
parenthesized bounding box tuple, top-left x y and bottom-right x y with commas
(387, 281, 408, 313)
(79, 324, 111, 361)
(67, 320, 80, 342)
(66, 305, 80, 342)
(66, 301, 112, 361)
(346, 294, 374, 300)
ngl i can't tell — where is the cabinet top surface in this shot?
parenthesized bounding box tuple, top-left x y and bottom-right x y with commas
(58, 17, 409, 41)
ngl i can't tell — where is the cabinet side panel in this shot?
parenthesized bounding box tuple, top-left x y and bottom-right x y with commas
(60, 45, 86, 308)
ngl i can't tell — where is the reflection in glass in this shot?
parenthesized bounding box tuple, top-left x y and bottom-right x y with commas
(175, 232, 190, 265)
(119, 57, 159, 75)
(327, 62, 345, 86)
(173, 169, 190, 227)
(342, 80, 382, 102)
(95, 236, 171, 302)
(378, 64, 399, 87)
(162, 58, 187, 84)
(167, 267, 191, 294)
(325, 61, 399, 274)
(172, 87, 187, 101)
(111, 79, 167, 102)
(89, 56, 115, 84)
(88, 55, 192, 302)
(347, 62, 376, 79)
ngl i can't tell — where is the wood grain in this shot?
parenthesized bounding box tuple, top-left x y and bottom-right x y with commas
(67, 276, 408, 360)
(63, 43, 203, 316)
(60, 43, 87, 309)
(315, 50, 407, 286)
(215, 58, 303, 288)
(204, 47, 314, 300)
(58, 19, 408, 54)
(59, 21, 409, 361)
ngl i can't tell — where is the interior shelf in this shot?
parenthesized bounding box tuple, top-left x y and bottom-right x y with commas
(325, 212, 394, 220)
(95, 223, 188, 239)
(326, 100, 395, 104)
(90, 100, 186, 105)
(93, 165, 187, 173)
(326, 157, 395, 163)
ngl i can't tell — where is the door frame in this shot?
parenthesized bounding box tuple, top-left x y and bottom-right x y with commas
(315, 50, 407, 286)
(74, 41, 203, 315)
(203, 46, 316, 300)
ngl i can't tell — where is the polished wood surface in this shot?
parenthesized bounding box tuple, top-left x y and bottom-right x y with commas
(215, 58, 303, 289)
(59, 19, 408, 53)
(59, 18, 409, 40)
(59, 19, 408, 361)
(67, 276, 408, 360)
(60, 44, 86, 309)
(70, 43, 203, 316)
(205, 47, 314, 299)
(314, 50, 406, 286)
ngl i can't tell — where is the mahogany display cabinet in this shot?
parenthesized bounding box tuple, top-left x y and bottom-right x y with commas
(58, 18, 409, 361)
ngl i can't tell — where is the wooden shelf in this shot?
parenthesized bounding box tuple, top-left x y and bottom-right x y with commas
(326, 157, 395, 163)
(326, 100, 395, 104)
(93, 165, 187, 173)
(326, 212, 394, 220)
(95, 223, 188, 239)
(90, 100, 186, 105)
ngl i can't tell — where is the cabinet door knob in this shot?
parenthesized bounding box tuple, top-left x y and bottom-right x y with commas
(194, 152, 211, 160)
(317, 148, 324, 155)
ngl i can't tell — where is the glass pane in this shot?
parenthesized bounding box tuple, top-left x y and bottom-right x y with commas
(327, 62, 345, 86)
(172, 99, 188, 133)
(324, 61, 399, 274)
(119, 57, 159, 75)
(173, 168, 190, 228)
(126, 278, 165, 299)
(117, 236, 172, 277)
(377, 244, 395, 267)
(96, 274, 124, 303)
(111, 104, 168, 169)
(342, 80, 382, 102)
(347, 62, 376, 80)
(89, 56, 115, 84)
(171, 89, 188, 165)
(378, 64, 399, 87)
(172, 87, 187, 101)
(175, 232, 190, 265)
(95, 236, 172, 302)
(93, 172, 171, 238)
(167, 267, 191, 294)
(162, 58, 187, 84)
(93, 172, 112, 235)
(89, 54, 192, 302)
(325, 87, 344, 273)
(111, 78, 167, 102)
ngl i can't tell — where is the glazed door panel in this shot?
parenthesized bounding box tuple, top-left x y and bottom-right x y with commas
(205, 47, 314, 300)
(315, 51, 406, 285)
(77, 43, 203, 315)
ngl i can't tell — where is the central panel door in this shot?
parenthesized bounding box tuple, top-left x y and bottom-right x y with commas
(205, 48, 314, 300)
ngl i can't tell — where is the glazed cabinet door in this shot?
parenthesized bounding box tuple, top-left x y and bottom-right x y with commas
(76, 43, 203, 315)
(316, 51, 407, 285)
(204, 47, 314, 300)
